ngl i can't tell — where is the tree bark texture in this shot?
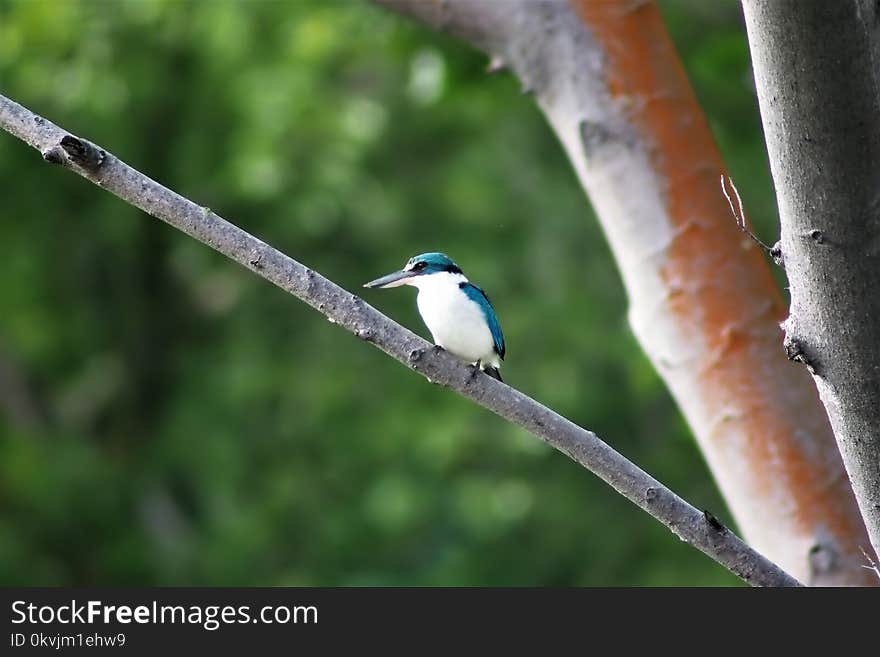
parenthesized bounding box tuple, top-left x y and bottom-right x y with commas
(0, 92, 803, 586)
(375, 0, 876, 584)
(742, 0, 880, 563)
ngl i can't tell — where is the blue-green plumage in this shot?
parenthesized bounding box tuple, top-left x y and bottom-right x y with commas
(364, 252, 506, 381)
(458, 281, 505, 360)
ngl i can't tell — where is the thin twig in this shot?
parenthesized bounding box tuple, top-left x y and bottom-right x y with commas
(860, 547, 880, 581)
(720, 174, 782, 265)
(0, 92, 802, 587)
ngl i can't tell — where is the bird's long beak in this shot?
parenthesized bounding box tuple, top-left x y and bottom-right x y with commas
(363, 269, 413, 289)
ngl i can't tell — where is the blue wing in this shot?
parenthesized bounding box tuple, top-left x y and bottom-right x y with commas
(460, 282, 505, 360)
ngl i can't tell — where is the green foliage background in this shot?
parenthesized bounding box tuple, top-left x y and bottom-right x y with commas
(0, 0, 779, 586)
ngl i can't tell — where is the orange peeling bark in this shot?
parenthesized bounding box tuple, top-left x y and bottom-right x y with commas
(573, 0, 873, 584)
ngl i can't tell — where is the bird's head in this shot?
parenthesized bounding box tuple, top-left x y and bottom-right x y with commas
(363, 252, 463, 289)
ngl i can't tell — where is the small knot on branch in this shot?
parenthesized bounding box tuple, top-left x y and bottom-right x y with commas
(303, 268, 317, 294)
(782, 330, 818, 376)
(248, 248, 264, 269)
(808, 229, 825, 244)
(41, 145, 65, 165)
(770, 241, 783, 265)
(645, 487, 659, 504)
(579, 120, 615, 161)
(59, 135, 106, 171)
(703, 510, 727, 533)
(808, 542, 837, 578)
(408, 347, 426, 366)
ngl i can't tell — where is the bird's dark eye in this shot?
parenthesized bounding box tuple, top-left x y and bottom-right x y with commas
(413, 261, 427, 271)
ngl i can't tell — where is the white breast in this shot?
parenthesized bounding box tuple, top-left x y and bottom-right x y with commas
(410, 272, 497, 366)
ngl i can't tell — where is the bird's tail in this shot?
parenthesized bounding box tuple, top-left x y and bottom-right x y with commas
(482, 365, 503, 382)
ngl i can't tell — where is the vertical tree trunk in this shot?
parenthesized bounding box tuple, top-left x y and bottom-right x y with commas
(742, 0, 880, 562)
(376, 0, 876, 584)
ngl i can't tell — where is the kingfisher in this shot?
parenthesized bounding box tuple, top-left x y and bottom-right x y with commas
(364, 252, 505, 381)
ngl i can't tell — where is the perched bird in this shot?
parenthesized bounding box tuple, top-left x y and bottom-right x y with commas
(364, 252, 505, 381)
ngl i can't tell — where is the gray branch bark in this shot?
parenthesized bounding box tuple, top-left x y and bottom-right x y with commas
(742, 0, 880, 560)
(0, 92, 800, 586)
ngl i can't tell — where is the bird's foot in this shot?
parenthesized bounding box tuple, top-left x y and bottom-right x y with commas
(481, 361, 503, 382)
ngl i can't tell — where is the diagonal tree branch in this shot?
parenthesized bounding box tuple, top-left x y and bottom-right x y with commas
(0, 92, 800, 586)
